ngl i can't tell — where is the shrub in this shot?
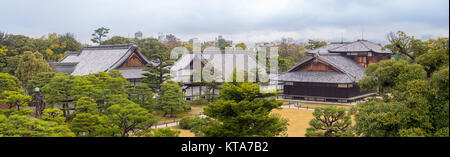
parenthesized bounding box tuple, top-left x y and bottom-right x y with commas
(179, 117, 193, 129)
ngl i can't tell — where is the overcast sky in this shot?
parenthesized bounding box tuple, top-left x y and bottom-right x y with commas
(0, 0, 448, 45)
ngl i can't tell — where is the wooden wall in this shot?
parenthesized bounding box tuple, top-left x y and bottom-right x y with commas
(284, 82, 364, 98)
(349, 53, 391, 68)
(119, 52, 146, 68)
(292, 58, 339, 72)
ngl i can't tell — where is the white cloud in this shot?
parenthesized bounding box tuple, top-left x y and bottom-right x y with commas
(0, 0, 448, 45)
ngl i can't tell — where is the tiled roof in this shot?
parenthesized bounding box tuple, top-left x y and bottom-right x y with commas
(278, 71, 354, 83)
(307, 40, 391, 54)
(117, 68, 147, 79)
(171, 51, 267, 83)
(280, 54, 365, 83)
(55, 44, 150, 79)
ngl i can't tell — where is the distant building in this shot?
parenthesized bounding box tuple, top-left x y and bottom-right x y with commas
(134, 31, 143, 40)
(53, 44, 151, 86)
(188, 38, 199, 45)
(158, 32, 167, 43)
(255, 42, 276, 47)
(277, 40, 391, 103)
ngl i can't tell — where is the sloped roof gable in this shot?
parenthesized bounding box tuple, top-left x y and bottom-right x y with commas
(56, 44, 150, 78)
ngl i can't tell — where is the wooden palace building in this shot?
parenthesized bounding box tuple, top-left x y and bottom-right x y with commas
(277, 40, 391, 102)
(53, 44, 150, 86)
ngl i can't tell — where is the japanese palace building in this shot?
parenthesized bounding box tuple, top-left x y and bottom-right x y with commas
(53, 44, 150, 86)
(278, 40, 391, 102)
(171, 50, 268, 100)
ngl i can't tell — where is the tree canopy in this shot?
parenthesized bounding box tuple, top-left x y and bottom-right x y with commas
(198, 82, 288, 137)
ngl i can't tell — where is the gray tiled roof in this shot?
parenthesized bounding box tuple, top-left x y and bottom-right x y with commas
(329, 40, 390, 53)
(279, 71, 354, 83)
(307, 43, 348, 55)
(55, 44, 150, 79)
(280, 55, 365, 83)
(307, 40, 391, 54)
(117, 68, 147, 79)
(171, 51, 267, 83)
(317, 55, 366, 81)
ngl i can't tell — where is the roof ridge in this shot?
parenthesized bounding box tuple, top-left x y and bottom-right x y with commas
(83, 44, 136, 50)
(326, 42, 351, 52)
(358, 40, 372, 52)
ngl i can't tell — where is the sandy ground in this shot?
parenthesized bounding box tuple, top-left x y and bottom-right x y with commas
(271, 108, 314, 137)
(171, 126, 195, 137)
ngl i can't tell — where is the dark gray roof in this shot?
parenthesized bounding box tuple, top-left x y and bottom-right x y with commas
(307, 40, 391, 54)
(52, 62, 78, 74)
(307, 43, 347, 55)
(317, 55, 365, 81)
(279, 40, 389, 84)
(280, 54, 365, 83)
(279, 71, 354, 83)
(54, 44, 150, 79)
(117, 68, 147, 79)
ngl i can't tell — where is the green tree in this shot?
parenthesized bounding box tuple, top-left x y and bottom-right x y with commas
(359, 59, 427, 95)
(138, 38, 173, 91)
(41, 108, 66, 124)
(1, 56, 19, 75)
(73, 97, 99, 114)
(127, 83, 155, 110)
(235, 43, 247, 50)
(0, 72, 22, 94)
(91, 27, 110, 45)
(73, 70, 129, 112)
(217, 38, 231, 51)
(416, 45, 449, 77)
(353, 100, 410, 137)
(200, 82, 288, 137)
(106, 96, 157, 137)
(386, 31, 427, 60)
(14, 51, 52, 85)
(428, 67, 449, 131)
(137, 128, 180, 137)
(42, 73, 75, 117)
(305, 39, 327, 50)
(70, 97, 119, 137)
(71, 113, 120, 137)
(0, 110, 75, 137)
(355, 37, 449, 137)
(102, 36, 133, 45)
(26, 72, 55, 95)
(0, 91, 31, 110)
(0, 46, 7, 71)
(157, 81, 187, 117)
(305, 106, 353, 137)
